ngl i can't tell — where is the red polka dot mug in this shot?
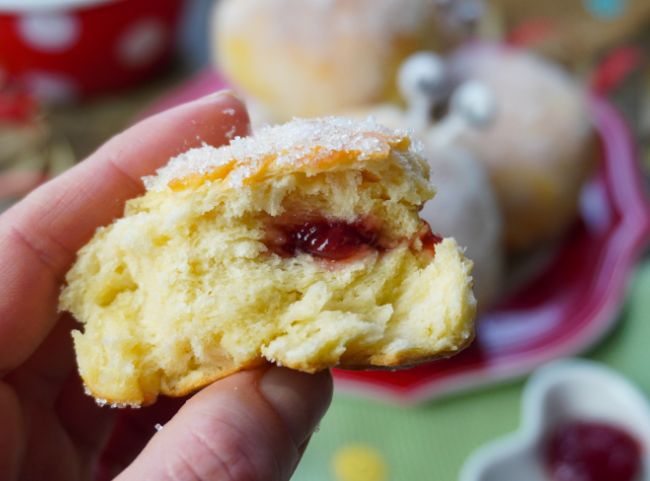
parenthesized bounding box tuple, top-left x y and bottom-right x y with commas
(0, 0, 186, 103)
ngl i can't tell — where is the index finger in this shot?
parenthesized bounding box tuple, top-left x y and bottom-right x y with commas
(0, 91, 249, 371)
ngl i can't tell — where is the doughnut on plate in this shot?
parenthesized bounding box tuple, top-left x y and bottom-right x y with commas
(135, 71, 650, 404)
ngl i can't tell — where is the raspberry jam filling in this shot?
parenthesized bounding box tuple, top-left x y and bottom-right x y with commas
(266, 220, 380, 260)
(544, 421, 642, 481)
(265, 217, 441, 261)
(420, 225, 443, 254)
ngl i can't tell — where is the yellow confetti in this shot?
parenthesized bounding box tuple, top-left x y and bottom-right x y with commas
(332, 443, 388, 481)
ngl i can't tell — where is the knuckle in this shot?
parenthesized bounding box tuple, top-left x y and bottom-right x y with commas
(165, 416, 273, 481)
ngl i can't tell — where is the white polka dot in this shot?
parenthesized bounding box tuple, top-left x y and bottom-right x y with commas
(22, 71, 78, 103)
(19, 13, 80, 53)
(118, 19, 166, 68)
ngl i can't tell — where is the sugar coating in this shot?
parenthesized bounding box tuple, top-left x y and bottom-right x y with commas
(145, 117, 417, 190)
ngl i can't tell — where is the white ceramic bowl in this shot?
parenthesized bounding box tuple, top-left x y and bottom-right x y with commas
(460, 360, 650, 481)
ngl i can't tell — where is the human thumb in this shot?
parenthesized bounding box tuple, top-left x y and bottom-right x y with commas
(114, 367, 332, 481)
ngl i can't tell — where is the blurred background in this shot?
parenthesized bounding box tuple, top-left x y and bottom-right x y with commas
(2, 1, 650, 480)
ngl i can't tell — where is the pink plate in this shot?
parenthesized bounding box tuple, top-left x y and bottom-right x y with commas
(146, 69, 650, 404)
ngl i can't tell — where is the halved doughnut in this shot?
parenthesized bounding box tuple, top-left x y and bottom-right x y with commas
(59, 117, 476, 406)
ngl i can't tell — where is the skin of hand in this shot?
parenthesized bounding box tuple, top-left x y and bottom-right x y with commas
(0, 91, 333, 481)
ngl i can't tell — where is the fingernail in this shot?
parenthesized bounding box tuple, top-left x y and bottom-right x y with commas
(203, 89, 242, 103)
(259, 367, 332, 446)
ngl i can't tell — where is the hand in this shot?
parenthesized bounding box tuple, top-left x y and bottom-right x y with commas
(0, 92, 333, 481)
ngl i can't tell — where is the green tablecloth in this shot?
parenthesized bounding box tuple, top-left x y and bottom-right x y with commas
(293, 259, 650, 481)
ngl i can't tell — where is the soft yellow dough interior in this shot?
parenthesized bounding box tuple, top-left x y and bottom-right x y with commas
(61, 159, 475, 405)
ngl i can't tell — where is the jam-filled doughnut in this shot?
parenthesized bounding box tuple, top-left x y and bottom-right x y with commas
(419, 145, 504, 310)
(213, 0, 461, 122)
(449, 45, 595, 252)
(59, 117, 476, 406)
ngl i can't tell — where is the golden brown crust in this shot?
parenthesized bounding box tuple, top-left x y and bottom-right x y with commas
(82, 359, 267, 407)
(144, 117, 420, 193)
(82, 335, 475, 407)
